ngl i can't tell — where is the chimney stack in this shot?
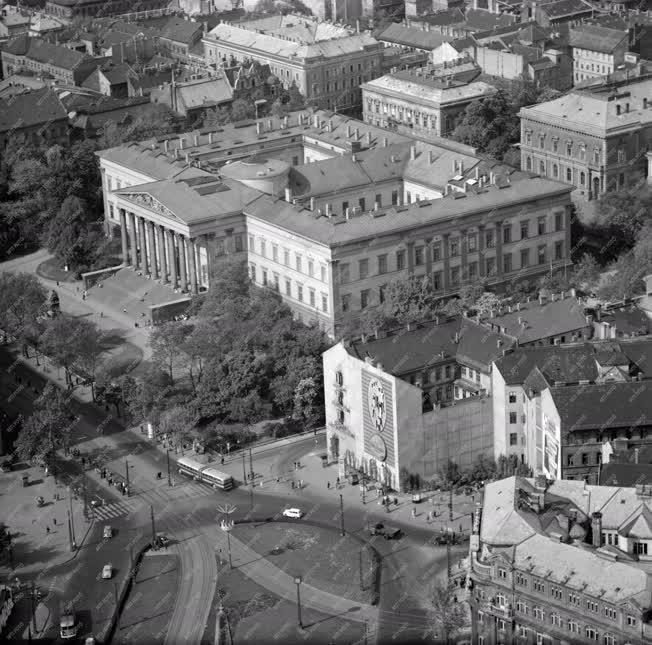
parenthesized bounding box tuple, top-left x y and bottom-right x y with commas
(285, 187, 292, 203)
(325, 203, 332, 217)
(383, 136, 388, 147)
(268, 118, 273, 130)
(185, 153, 189, 164)
(313, 115, 319, 128)
(366, 131, 372, 145)
(410, 144, 416, 161)
(163, 140, 169, 153)
(345, 207, 351, 220)
(208, 132, 213, 144)
(179, 137, 184, 150)
(347, 124, 352, 137)
(592, 512, 603, 548)
(256, 122, 262, 135)
(310, 196, 315, 211)
(374, 201, 380, 211)
(193, 133, 199, 147)
(355, 127, 360, 140)
(283, 115, 289, 129)
(429, 150, 435, 164)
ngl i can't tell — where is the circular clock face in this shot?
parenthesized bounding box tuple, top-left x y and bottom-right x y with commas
(368, 378, 387, 432)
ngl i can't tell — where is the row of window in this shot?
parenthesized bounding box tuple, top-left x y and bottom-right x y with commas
(566, 451, 602, 467)
(365, 99, 437, 129)
(524, 132, 601, 163)
(249, 236, 328, 282)
(250, 264, 328, 312)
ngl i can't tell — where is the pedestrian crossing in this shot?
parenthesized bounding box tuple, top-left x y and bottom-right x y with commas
(90, 479, 217, 520)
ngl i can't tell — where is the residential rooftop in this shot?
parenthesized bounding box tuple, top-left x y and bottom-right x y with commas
(569, 23, 629, 53)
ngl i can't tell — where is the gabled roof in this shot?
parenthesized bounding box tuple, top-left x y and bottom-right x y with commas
(539, 0, 594, 18)
(0, 87, 68, 133)
(8, 37, 96, 70)
(464, 9, 518, 32)
(174, 76, 233, 111)
(619, 503, 652, 539)
(377, 23, 452, 50)
(569, 24, 628, 53)
(601, 462, 652, 487)
(159, 16, 203, 44)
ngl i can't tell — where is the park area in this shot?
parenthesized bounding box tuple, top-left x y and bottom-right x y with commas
(201, 562, 366, 645)
(231, 523, 378, 605)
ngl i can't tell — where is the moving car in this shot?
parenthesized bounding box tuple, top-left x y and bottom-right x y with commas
(101, 564, 112, 580)
(282, 508, 303, 519)
(155, 534, 171, 548)
(103, 525, 112, 539)
(369, 523, 401, 540)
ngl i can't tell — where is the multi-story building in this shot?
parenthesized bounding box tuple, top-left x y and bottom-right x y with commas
(361, 70, 496, 137)
(470, 475, 652, 645)
(157, 16, 204, 65)
(1, 35, 100, 86)
(492, 337, 652, 483)
(203, 15, 384, 111)
(375, 22, 453, 54)
(569, 24, 629, 86)
(519, 74, 652, 198)
(322, 315, 511, 489)
(0, 7, 31, 43)
(96, 109, 573, 337)
(45, 0, 169, 19)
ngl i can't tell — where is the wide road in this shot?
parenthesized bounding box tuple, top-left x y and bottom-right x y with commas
(0, 350, 461, 644)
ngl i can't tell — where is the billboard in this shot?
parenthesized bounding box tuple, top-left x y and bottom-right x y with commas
(361, 371, 395, 465)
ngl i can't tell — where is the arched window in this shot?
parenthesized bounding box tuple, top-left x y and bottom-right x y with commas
(539, 161, 546, 175)
(566, 168, 572, 182)
(580, 171, 586, 186)
(553, 164, 558, 178)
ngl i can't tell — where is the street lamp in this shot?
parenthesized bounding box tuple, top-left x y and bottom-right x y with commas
(166, 449, 171, 487)
(294, 576, 303, 629)
(217, 504, 237, 569)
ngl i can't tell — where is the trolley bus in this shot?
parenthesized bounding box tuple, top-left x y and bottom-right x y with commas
(177, 456, 234, 490)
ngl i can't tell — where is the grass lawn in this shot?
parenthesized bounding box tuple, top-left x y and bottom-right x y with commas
(202, 559, 365, 645)
(112, 553, 179, 645)
(100, 341, 144, 377)
(232, 523, 376, 604)
(36, 257, 78, 282)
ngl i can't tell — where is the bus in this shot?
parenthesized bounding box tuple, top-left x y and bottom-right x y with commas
(177, 456, 234, 490)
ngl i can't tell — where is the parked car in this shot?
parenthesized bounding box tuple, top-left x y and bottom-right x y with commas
(155, 534, 171, 548)
(103, 526, 112, 539)
(369, 523, 401, 540)
(101, 564, 112, 580)
(282, 508, 303, 519)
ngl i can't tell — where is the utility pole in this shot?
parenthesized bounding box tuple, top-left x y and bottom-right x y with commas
(359, 546, 364, 591)
(68, 491, 76, 547)
(82, 477, 87, 521)
(125, 459, 130, 497)
(150, 505, 156, 547)
(249, 447, 254, 483)
(449, 487, 453, 522)
(166, 449, 171, 487)
(446, 536, 452, 587)
(67, 510, 74, 552)
(241, 452, 247, 485)
(339, 494, 345, 536)
(294, 577, 303, 629)
(364, 620, 368, 645)
(30, 580, 36, 632)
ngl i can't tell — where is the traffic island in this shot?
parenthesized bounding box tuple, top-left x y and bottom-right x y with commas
(231, 523, 378, 605)
(201, 564, 367, 645)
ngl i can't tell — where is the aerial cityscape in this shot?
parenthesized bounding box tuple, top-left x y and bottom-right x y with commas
(0, 0, 652, 643)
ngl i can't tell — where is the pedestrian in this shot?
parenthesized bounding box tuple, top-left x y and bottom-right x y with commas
(427, 512, 431, 523)
(100, 312, 104, 318)
(82, 294, 86, 301)
(123, 308, 127, 313)
(299, 480, 303, 488)
(221, 456, 224, 464)
(46, 526, 50, 534)
(53, 518, 57, 526)
(459, 523, 463, 533)
(336, 476, 340, 486)
(412, 507, 416, 518)
(327, 481, 331, 489)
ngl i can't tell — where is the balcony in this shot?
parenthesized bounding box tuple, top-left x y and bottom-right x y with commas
(482, 602, 513, 620)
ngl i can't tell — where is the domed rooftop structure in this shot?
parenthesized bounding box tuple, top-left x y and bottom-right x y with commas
(219, 156, 290, 196)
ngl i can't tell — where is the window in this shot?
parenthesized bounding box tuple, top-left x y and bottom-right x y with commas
(296, 284, 303, 301)
(262, 268, 268, 286)
(445, 365, 451, 379)
(477, 610, 484, 625)
(469, 262, 477, 279)
(555, 213, 563, 232)
(396, 250, 406, 270)
(551, 613, 561, 627)
(510, 412, 517, 424)
(284, 249, 290, 266)
(359, 259, 369, 280)
(340, 263, 350, 283)
(234, 234, 243, 252)
(378, 254, 387, 274)
(533, 580, 545, 593)
(521, 221, 529, 239)
(566, 142, 572, 156)
(504, 253, 512, 273)
(634, 541, 648, 555)
(566, 167, 572, 182)
(308, 260, 314, 277)
(554, 241, 564, 261)
(503, 225, 512, 244)
(450, 239, 459, 256)
(510, 433, 518, 446)
(358, 197, 366, 211)
(517, 625, 528, 638)
(585, 627, 598, 641)
(250, 263, 256, 281)
(321, 294, 328, 312)
(552, 139, 558, 153)
(582, 453, 589, 465)
(414, 247, 424, 266)
(260, 239, 266, 256)
(451, 267, 460, 286)
(249, 234, 255, 250)
(295, 254, 302, 272)
(285, 279, 291, 295)
(533, 606, 544, 621)
(486, 257, 496, 276)
(551, 586, 563, 600)
(539, 160, 546, 175)
(391, 190, 398, 205)
(486, 230, 495, 248)
(521, 249, 529, 268)
(627, 615, 637, 627)
(568, 619, 579, 634)
(603, 634, 615, 645)
(375, 194, 382, 208)
(360, 289, 369, 309)
(432, 271, 442, 290)
(538, 217, 546, 236)
(539, 133, 545, 148)
(604, 607, 617, 621)
(553, 163, 559, 178)
(568, 593, 580, 607)
(515, 572, 528, 586)
(587, 600, 599, 612)
(432, 242, 441, 261)
(538, 246, 546, 265)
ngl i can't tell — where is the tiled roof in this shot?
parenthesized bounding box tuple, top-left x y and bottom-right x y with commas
(480, 296, 589, 345)
(415, 9, 466, 26)
(619, 503, 652, 539)
(348, 316, 515, 376)
(464, 9, 518, 32)
(600, 463, 652, 487)
(377, 23, 452, 50)
(159, 16, 203, 44)
(20, 37, 95, 70)
(599, 305, 650, 336)
(175, 76, 233, 110)
(539, 0, 594, 18)
(0, 87, 67, 133)
(550, 380, 652, 431)
(569, 24, 628, 53)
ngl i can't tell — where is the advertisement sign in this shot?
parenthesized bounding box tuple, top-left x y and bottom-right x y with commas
(361, 371, 396, 466)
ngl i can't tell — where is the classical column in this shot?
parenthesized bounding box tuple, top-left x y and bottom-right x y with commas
(178, 234, 188, 291)
(101, 167, 112, 238)
(495, 221, 503, 277)
(119, 208, 129, 265)
(187, 237, 199, 295)
(443, 233, 451, 292)
(146, 221, 158, 279)
(168, 230, 178, 289)
(158, 226, 168, 282)
(204, 234, 213, 286)
(478, 225, 486, 278)
(460, 229, 468, 282)
(138, 217, 147, 271)
(129, 212, 139, 268)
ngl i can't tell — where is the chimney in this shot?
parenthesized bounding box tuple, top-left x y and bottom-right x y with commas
(475, 166, 480, 180)
(285, 187, 292, 203)
(429, 150, 435, 164)
(539, 293, 546, 305)
(193, 133, 199, 147)
(490, 309, 495, 318)
(356, 19, 360, 33)
(208, 132, 214, 144)
(256, 122, 262, 135)
(174, 148, 179, 159)
(591, 512, 603, 548)
(325, 203, 332, 217)
(267, 119, 273, 130)
(383, 136, 388, 147)
(534, 474, 547, 491)
(313, 115, 319, 128)
(374, 328, 380, 339)
(516, 302, 521, 311)
(551, 293, 556, 302)
(185, 153, 189, 164)
(179, 137, 184, 150)
(366, 131, 372, 145)
(374, 201, 380, 211)
(355, 127, 360, 140)
(497, 339, 503, 348)
(310, 196, 315, 211)
(561, 291, 565, 300)
(570, 287, 577, 298)
(347, 124, 352, 137)
(410, 144, 416, 161)
(635, 448, 640, 464)
(163, 140, 169, 153)
(352, 154, 357, 163)
(345, 207, 351, 220)
(283, 115, 289, 129)
(327, 119, 332, 132)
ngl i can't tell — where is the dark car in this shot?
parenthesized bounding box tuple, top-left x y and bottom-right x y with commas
(369, 523, 401, 540)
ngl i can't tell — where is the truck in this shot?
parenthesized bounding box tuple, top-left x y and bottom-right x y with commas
(369, 523, 401, 540)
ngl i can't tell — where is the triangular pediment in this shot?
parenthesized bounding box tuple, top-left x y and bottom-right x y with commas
(119, 192, 182, 222)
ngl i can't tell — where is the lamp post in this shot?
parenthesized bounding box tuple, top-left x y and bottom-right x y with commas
(339, 494, 345, 536)
(217, 504, 237, 569)
(294, 576, 303, 629)
(166, 449, 171, 487)
(125, 459, 130, 497)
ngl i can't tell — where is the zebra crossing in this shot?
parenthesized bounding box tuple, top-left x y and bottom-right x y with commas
(90, 479, 216, 521)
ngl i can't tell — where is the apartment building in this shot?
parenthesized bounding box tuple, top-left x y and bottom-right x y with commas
(45, 0, 169, 19)
(471, 475, 652, 645)
(361, 70, 496, 137)
(519, 74, 652, 198)
(203, 15, 384, 111)
(569, 24, 630, 85)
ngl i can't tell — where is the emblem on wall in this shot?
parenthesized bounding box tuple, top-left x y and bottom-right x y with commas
(367, 378, 387, 432)
(368, 433, 387, 462)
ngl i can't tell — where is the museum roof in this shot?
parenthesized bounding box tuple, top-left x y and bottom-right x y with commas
(550, 380, 652, 430)
(348, 316, 515, 375)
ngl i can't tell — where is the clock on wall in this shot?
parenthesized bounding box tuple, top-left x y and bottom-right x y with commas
(367, 378, 387, 432)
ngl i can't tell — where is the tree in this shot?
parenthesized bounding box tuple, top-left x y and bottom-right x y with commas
(15, 383, 74, 477)
(40, 316, 90, 389)
(441, 459, 460, 485)
(123, 370, 173, 427)
(97, 104, 177, 148)
(149, 322, 189, 385)
(158, 406, 196, 452)
(292, 376, 320, 427)
(0, 272, 47, 352)
(429, 583, 468, 644)
(230, 98, 255, 122)
(573, 253, 600, 292)
(74, 321, 105, 400)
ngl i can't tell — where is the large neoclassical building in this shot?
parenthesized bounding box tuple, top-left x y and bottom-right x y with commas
(98, 109, 573, 335)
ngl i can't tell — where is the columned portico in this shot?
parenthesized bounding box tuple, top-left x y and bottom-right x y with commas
(138, 217, 147, 271)
(157, 226, 167, 282)
(129, 212, 139, 268)
(146, 220, 157, 278)
(168, 230, 178, 288)
(178, 235, 188, 292)
(187, 237, 198, 295)
(119, 209, 129, 265)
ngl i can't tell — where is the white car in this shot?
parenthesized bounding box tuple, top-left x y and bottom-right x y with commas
(282, 508, 303, 519)
(103, 525, 112, 539)
(101, 564, 113, 580)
